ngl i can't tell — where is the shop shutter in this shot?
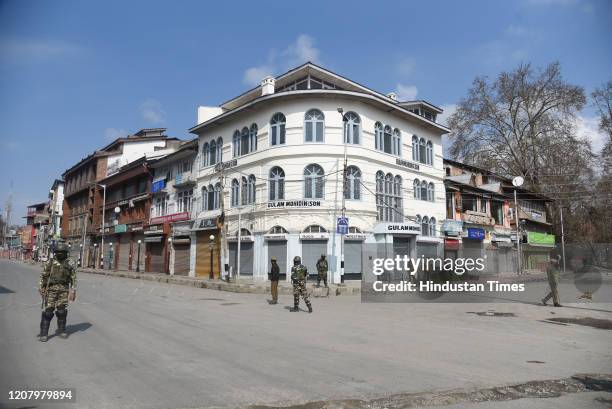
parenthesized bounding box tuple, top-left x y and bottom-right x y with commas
(173, 243, 190, 276)
(267, 241, 287, 278)
(229, 242, 254, 275)
(391, 237, 412, 281)
(118, 235, 131, 271)
(344, 240, 363, 279)
(196, 231, 220, 278)
(462, 240, 483, 260)
(148, 242, 164, 273)
(416, 243, 439, 258)
(301, 240, 327, 278)
(103, 243, 114, 270)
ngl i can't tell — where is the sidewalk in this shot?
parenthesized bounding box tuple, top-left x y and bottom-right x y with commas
(78, 266, 361, 296)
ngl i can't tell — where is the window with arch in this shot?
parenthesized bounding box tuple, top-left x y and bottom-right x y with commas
(240, 127, 249, 156)
(345, 166, 361, 200)
(270, 113, 286, 146)
(344, 112, 360, 144)
(420, 180, 428, 200)
(201, 186, 207, 211)
(304, 109, 324, 142)
(413, 179, 420, 199)
(412, 136, 419, 162)
(376, 170, 403, 222)
(348, 226, 363, 234)
(269, 166, 285, 201)
(426, 141, 433, 166)
(383, 125, 392, 154)
(206, 184, 215, 210)
(419, 138, 427, 164)
(269, 225, 288, 234)
(429, 217, 436, 237)
(303, 225, 327, 233)
(231, 179, 239, 207)
(421, 216, 429, 236)
(427, 182, 435, 202)
(215, 137, 223, 163)
(304, 164, 324, 199)
(375, 122, 383, 151)
(249, 124, 258, 152)
(201, 142, 209, 167)
(232, 130, 240, 158)
(213, 183, 221, 209)
(209, 140, 217, 166)
(246, 174, 256, 204)
(392, 128, 401, 156)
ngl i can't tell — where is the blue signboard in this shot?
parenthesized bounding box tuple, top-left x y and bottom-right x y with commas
(337, 217, 349, 235)
(467, 228, 485, 241)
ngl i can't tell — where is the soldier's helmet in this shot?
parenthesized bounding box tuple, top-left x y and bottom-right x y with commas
(271, 256, 277, 262)
(321, 254, 326, 258)
(54, 242, 69, 260)
(293, 256, 301, 265)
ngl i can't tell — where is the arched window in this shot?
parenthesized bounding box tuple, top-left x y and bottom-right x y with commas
(201, 186, 208, 211)
(240, 127, 249, 156)
(270, 113, 286, 146)
(420, 180, 428, 200)
(202, 142, 209, 168)
(303, 225, 327, 233)
(269, 166, 285, 201)
(249, 124, 258, 153)
(427, 182, 435, 202)
(419, 138, 427, 164)
(376, 171, 384, 221)
(304, 164, 324, 199)
(344, 112, 360, 144)
(214, 183, 221, 209)
(231, 179, 239, 207)
(345, 166, 361, 200)
(375, 122, 383, 151)
(216, 137, 223, 163)
(413, 179, 420, 199)
(426, 141, 433, 165)
(241, 176, 248, 205)
(232, 130, 240, 158)
(412, 135, 419, 162)
(383, 125, 392, 154)
(209, 140, 217, 166)
(304, 109, 324, 142)
(421, 216, 429, 236)
(247, 174, 256, 204)
(392, 128, 401, 156)
(429, 217, 436, 237)
(393, 175, 403, 222)
(207, 184, 215, 211)
(348, 226, 363, 234)
(384, 173, 393, 221)
(269, 225, 288, 234)
(416, 214, 421, 225)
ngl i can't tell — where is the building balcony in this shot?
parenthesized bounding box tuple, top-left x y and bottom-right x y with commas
(174, 172, 196, 187)
(461, 211, 495, 226)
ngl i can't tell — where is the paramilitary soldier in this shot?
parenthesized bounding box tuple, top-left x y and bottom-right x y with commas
(290, 256, 312, 313)
(38, 242, 77, 342)
(316, 254, 328, 288)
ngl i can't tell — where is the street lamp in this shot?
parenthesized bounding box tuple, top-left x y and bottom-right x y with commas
(93, 243, 98, 269)
(512, 176, 524, 275)
(109, 242, 114, 270)
(136, 239, 142, 272)
(209, 234, 215, 280)
(79, 243, 83, 267)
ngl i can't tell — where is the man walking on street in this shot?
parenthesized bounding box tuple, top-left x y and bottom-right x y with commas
(38, 242, 77, 342)
(269, 257, 280, 304)
(290, 256, 312, 313)
(316, 254, 328, 288)
(542, 256, 562, 307)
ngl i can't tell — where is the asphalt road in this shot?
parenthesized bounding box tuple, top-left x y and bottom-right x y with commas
(1, 260, 611, 409)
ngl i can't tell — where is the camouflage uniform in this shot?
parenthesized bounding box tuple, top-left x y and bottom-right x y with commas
(316, 255, 328, 288)
(290, 256, 312, 313)
(38, 244, 77, 342)
(542, 258, 561, 307)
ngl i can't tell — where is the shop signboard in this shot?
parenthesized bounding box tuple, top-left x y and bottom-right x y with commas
(527, 231, 555, 246)
(115, 224, 127, 233)
(467, 228, 485, 240)
(442, 220, 463, 236)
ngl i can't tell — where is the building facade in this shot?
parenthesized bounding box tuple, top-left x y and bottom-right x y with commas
(189, 63, 449, 282)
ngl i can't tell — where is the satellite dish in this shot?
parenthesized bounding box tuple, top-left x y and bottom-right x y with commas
(512, 176, 524, 187)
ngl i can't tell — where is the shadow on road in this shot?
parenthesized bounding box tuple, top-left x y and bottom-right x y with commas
(66, 322, 92, 335)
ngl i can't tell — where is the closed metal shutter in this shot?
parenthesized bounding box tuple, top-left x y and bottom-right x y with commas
(344, 240, 363, 279)
(416, 243, 438, 258)
(462, 239, 483, 259)
(267, 241, 287, 278)
(134, 234, 145, 272)
(173, 243, 190, 276)
(195, 231, 220, 278)
(148, 242, 164, 273)
(104, 242, 115, 270)
(391, 237, 411, 281)
(118, 235, 131, 271)
(229, 242, 254, 275)
(68, 243, 81, 266)
(301, 240, 327, 278)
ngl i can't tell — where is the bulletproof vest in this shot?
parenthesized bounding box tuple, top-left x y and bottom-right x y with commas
(291, 264, 307, 281)
(317, 259, 328, 271)
(47, 260, 72, 285)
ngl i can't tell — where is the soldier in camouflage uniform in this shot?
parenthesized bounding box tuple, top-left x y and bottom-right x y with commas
(290, 256, 312, 313)
(38, 242, 77, 342)
(316, 254, 328, 288)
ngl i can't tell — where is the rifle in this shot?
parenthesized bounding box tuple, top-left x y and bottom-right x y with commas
(41, 265, 51, 310)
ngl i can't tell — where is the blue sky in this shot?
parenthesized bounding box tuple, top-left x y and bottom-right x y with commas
(1, 0, 611, 223)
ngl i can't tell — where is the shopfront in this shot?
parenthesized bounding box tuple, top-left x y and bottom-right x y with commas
(299, 225, 329, 278)
(194, 217, 221, 278)
(171, 220, 192, 276)
(524, 231, 555, 271)
(462, 227, 485, 259)
(344, 230, 367, 280)
(265, 229, 289, 279)
(229, 229, 254, 276)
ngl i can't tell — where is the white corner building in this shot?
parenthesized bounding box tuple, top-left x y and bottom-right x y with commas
(188, 63, 449, 282)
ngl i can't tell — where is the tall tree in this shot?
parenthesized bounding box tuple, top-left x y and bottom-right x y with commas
(592, 80, 612, 176)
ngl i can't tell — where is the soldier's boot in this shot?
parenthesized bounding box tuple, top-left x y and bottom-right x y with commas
(56, 308, 68, 338)
(39, 309, 55, 342)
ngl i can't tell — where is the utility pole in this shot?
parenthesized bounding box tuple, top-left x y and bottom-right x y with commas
(219, 164, 228, 281)
(513, 189, 522, 274)
(236, 176, 242, 281)
(559, 205, 566, 273)
(337, 108, 348, 284)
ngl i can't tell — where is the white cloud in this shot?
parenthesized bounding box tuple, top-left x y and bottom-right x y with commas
(0, 38, 84, 60)
(395, 84, 418, 101)
(242, 34, 321, 86)
(104, 128, 128, 141)
(395, 57, 416, 76)
(140, 99, 166, 124)
(575, 114, 607, 154)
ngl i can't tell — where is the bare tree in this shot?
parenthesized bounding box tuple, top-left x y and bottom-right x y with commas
(448, 62, 589, 188)
(592, 81, 612, 176)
